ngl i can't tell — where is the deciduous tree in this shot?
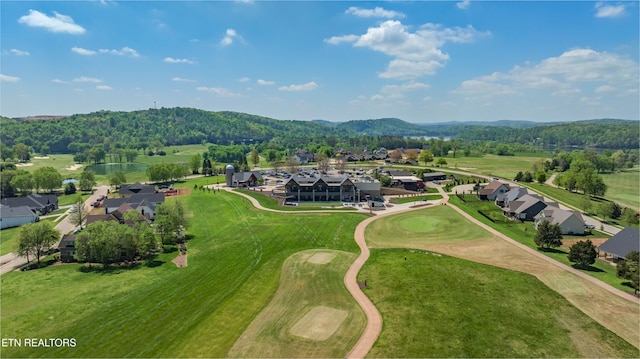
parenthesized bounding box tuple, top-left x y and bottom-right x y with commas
(79, 170, 97, 192)
(18, 221, 60, 265)
(32, 166, 62, 193)
(617, 251, 639, 294)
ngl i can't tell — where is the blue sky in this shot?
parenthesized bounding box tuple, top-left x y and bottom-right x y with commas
(1, 1, 638, 123)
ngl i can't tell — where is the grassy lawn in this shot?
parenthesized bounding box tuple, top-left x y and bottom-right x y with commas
(227, 249, 365, 357)
(0, 188, 367, 358)
(0, 227, 22, 256)
(447, 195, 631, 291)
(391, 194, 443, 204)
(600, 167, 640, 211)
(359, 248, 638, 358)
(441, 153, 552, 179)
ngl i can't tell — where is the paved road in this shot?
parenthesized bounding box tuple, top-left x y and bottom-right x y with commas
(0, 186, 110, 275)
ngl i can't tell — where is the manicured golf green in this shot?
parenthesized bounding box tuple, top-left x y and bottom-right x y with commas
(365, 205, 491, 248)
(0, 190, 367, 358)
(359, 248, 639, 358)
(228, 249, 365, 358)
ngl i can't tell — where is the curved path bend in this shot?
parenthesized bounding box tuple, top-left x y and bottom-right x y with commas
(223, 186, 639, 357)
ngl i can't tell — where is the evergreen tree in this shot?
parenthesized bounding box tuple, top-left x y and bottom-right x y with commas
(568, 240, 597, 269)
(534, 220, 563, 249)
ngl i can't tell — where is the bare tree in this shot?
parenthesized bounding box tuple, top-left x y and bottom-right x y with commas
(69, 200, 89, 230)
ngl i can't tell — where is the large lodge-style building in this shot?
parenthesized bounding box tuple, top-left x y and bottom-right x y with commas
(284, 175, 363, 202)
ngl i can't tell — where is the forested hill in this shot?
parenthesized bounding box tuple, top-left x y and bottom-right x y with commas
(0, 108, 341, 154)
(1, 108, 638, 153)
(332, 118, 430, 136)
(450, 120, 639, 149)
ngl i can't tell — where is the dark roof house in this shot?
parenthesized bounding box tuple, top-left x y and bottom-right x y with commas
(1, 194, 58, 215)
(119, 182, 156, 196)
(502, 194, 548, 221)
(0, 204, 39, 229)
(496, 187, 529, 206)
(599, 228, 640, 260)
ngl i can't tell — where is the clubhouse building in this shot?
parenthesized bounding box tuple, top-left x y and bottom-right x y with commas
(283, 175, 379, 202)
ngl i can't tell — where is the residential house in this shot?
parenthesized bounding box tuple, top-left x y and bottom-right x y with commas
(58, 234, 76, 262)
(104, 193, 165, 220)
(478, 181, 510, 200)
(495, 187, 529, 207)
(598, 228, 640, 260)
(502, 194, 548, 221)
(423, 172, 448, 181)
(231, 171, 263, 188)
(0, 193, 58, 215)
(285, 175, 357, 202)
(118, 182, 156, 197)
(534, 207, 585, 235)
(293, 150, 316, 164)
(0, 204, 38, 229)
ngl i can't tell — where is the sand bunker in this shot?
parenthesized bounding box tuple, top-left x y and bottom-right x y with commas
(33, 156, 50, 159)
(307, 252, 336, 265)
(65, 164, 83, 171)
(15, 163, 34, 167)
(290, 306, 348, 341)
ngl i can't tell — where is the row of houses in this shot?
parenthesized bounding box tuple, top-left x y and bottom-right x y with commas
(479, 181, 586, 235)
(59, 182, 165, 262)
(0, 194, 59, 229)
(281, 175, 381, 202)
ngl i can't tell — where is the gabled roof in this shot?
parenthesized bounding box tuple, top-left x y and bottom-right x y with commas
(0, 205, 37, 218)
(1, 194, 58, 209)
(536, 207, 584, 226)
(286, 175, 351, 187)
(388, 170, 413, 177)
(423, 172, 447, 178)
(233, 171, 262, 182)
(497, 187, 529, 203)
(86, 214, 120, 225)
(119, 182, 156, 195)
(505, 194, 546, 214)
(58, 234, 76, 248)
(478, 181, 509, 196)
(104, 193, 164, 208)
(599, 228, 640, 259)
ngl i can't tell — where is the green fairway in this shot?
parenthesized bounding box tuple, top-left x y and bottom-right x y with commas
(0, 190, 367, 358)
(600, 167, 640, 210)
(442, 153, 552, 179)
(360, 248, 639, 358)
(228, 249, 365, 357)
(365, 205, 491, 248)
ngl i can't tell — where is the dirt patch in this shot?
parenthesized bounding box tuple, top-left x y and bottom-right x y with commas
(562, 237, 608, 248)
(172, 252, 187, 268)
(290, 306, 348, 341)
(65, 164, 83, 171)
(307, 252, 336, 265)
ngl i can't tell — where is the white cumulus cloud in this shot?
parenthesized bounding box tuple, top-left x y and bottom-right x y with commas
(595, 2, 626, 18)
(197, 86, 241, 97)
(221, 28, 239, 46)
(9, 49, 30, 56)
(51, 78, 69, 84)
(164, 57, 195, 64)
(96, 85, 112, 90)
(456, 0, 471, 10)
(451, 48, 639, 100)
(0, 74, 20, 82)
(99, 47, 140, 57)
(345, 6, 405, 19)
(172, 77, 197, 83)
(257, 79, 275, 85)
(325, 20, 489, 79)
(18, 10, 85, 34)
(73, 76, 102, 83)
(71, 47, 96, 55)
(278, 81, 318, 91)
